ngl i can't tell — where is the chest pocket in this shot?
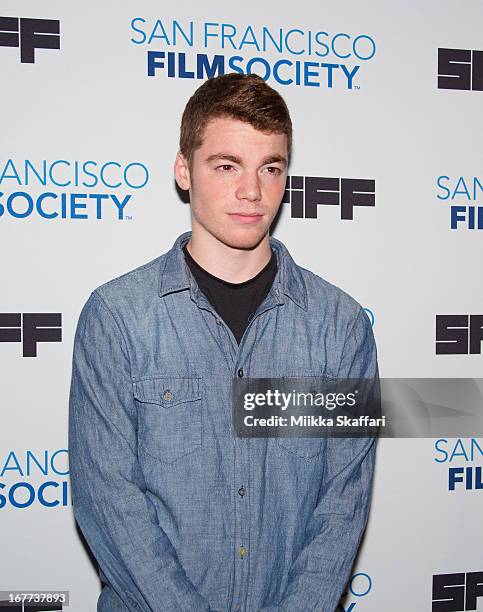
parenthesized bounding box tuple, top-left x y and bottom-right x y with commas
(273, 375, 327, 460)
(133, 376, 202, 464)
(276, 436, 326, 460)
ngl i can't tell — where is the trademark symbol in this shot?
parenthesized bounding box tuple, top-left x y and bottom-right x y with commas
(353, 85, 361, 90)
(124, 215, 133, 221)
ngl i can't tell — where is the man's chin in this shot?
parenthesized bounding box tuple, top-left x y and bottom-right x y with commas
(218, 228, 268, 251)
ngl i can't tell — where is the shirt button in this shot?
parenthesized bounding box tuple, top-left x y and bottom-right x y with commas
(234, 607, 241, 612)
(239, 546, 248, 558)
(163, 390, 173, 401)
(238, 486, 246, 497)
(237, 368, 244, 378)
(216, 319, 222, 325)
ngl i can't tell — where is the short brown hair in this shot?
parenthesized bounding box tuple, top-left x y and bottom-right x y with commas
(179, 73, 292, 164)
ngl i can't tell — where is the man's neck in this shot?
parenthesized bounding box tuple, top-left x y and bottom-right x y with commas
(186, 231, 272, 284)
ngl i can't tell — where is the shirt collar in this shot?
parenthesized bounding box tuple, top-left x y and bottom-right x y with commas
(158, 231, 308, 310)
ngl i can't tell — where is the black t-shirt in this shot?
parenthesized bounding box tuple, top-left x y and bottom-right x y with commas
(182, 244, 277, 345)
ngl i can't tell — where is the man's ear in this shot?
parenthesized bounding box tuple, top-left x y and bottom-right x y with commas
(174, 151, 191, 191)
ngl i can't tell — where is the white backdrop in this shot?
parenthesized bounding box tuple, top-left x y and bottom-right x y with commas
(2, 1, 483, 610)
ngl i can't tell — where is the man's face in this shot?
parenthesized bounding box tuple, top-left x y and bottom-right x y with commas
(175, 116, 288, 251)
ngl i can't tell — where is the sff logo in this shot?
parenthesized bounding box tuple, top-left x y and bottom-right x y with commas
(438, 48, 483, 91)
(432, 571, 483, 611)
(0, 16, 60, 63)
(436, 315, 483, 355)
(0, 313, 62, 357)
(283, 176, 375, 220)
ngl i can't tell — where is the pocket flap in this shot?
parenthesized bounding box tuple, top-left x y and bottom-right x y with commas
(133, 377, 201, 408)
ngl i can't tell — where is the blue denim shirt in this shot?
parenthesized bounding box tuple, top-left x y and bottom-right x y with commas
(69, 230, 378, 612)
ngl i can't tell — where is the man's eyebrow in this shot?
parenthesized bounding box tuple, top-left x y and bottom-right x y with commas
(262, 155, 288, 167)
(205, 153, 242, 165)
(205, 153, 288, 167)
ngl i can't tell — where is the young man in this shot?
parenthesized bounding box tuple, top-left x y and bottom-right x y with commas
(69, 73, 378, 612)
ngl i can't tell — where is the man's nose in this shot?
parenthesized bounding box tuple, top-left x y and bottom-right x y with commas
(235, 172, 262, 202)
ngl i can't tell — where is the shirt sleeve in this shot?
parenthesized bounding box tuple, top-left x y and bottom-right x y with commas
(260, 307, 379, 612)
(68, 291, 214, 612)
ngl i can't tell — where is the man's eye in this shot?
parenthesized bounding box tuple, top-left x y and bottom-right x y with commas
(266, 167, 282, 175)
(217, 164, 234, 172)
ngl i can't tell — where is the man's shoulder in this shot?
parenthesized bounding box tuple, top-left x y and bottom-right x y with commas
(90, 251, 167, 308)
(296, 262, 365, 323)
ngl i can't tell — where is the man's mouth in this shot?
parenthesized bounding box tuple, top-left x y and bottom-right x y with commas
(227, 212, 264, 224)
